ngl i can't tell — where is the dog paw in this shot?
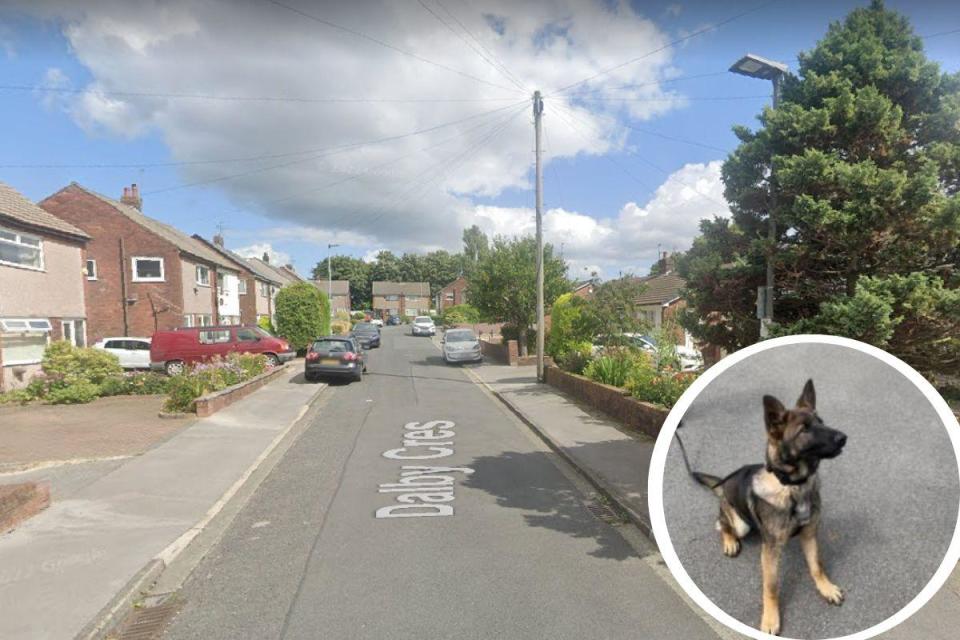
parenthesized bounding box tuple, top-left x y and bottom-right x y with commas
(819, 582, 844, 606)
(760, 612, 780, 635)
(722, 538, 741, 557)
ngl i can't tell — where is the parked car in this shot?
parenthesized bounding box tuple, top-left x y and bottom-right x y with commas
(150, 325, 295, 375)
(93, 337, 152, 369)
(441, 329, 482, 364)
(350, 322, 381, 349)
(591, 333, 703, 371)
(305, 336, 365, 382)
(370, 317, 384, 327)
(411, 316, 436, 336)
(386, 315, 402, 326)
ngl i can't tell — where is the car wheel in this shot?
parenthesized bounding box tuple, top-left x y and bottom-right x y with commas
(265, 353, 280, 367)
(353, 371, 363, 382)
(165, 360, 185, 376)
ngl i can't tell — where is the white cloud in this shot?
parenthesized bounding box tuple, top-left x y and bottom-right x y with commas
(14, 0, 697, 262)
(467, 160, 729, 277)
(232, 242, 291, 267)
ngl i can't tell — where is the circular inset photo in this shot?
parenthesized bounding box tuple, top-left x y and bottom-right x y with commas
(649, 336, 960, 640)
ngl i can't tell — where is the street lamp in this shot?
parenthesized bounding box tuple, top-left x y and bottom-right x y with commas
(327, 243, 340, 318)
(729, 53, 788, 338)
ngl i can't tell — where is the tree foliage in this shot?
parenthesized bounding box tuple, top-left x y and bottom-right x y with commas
(679, 1, 960, 374)
(468, 235, 569, 355)
(312, 255, 372, 310)
(545, 293, 594, 359)
(462, 224, 489, 276)
(587, 277, 651, 344)
(274, 282, 330, 352)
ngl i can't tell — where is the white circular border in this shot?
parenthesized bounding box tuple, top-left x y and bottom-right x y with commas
(648, 334, 960, 640)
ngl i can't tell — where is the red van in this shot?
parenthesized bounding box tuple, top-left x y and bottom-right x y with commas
(150, 325, 295, 375)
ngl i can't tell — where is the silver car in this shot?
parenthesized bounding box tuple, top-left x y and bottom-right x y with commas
(442, 329, 482, 364)
(412, 315, 436, 336)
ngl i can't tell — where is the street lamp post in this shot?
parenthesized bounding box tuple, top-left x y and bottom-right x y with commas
(729, 53, 788, 339)
(327, 243, 339, 318)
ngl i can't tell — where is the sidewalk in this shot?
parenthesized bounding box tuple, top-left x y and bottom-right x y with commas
(0, 366, 324, 640)
(470, 364, 960, 640)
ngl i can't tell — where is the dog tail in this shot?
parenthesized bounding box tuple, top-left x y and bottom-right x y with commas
(675, 421, 724, 495)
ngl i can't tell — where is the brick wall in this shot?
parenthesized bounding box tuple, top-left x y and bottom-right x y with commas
(480, 338, 518, 365)
(438, 276, 468, 311)
(40, 185, 188, 341)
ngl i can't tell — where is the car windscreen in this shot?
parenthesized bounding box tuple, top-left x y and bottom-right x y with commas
(446, 331, 476, 342)
(414, 317, 432, 323)
(353, 323, 376, 332)
(312, 339, 352, 353)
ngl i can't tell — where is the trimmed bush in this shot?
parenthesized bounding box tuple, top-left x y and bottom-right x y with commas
(442, 304, 480, 325)
(47, 380, 100, 405)
(274, 282, 331, 352)
(42, 341, 122, 385)
(546, 293, 594, 360)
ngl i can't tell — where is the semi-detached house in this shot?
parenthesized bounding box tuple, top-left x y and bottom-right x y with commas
(39, 183, 240, 343)
(192, 234, 284, 326)
(0, 180, 89, 391)
(372, 281, 431, 319)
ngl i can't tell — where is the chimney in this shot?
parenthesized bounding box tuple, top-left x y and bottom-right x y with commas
(120, 183, 142, 210)
(284, 263, 294, 271)
(213, 233, 224, 247)
(262, 251, 270, 264)
(659, 251, 676, 274)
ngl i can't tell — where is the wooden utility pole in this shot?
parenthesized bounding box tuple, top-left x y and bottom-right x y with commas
(534, 90, 545, 382)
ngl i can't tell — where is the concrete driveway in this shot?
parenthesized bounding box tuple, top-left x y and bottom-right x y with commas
(662, 342, 959, 639)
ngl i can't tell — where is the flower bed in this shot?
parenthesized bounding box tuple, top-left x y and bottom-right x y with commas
(163, 353, 273, 414)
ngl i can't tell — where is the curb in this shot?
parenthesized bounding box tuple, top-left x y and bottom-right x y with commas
(75, 376, 328, 640)
(463, 367, 654, 539)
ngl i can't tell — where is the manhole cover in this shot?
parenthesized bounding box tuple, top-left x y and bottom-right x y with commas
(585, 500, 622, 526)
(116, 600, 180, 640)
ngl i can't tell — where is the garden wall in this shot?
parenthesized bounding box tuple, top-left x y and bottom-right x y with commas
(544, 366, 668, 439)
(194, 364, 288, 417)
(480, 339, 519, 366)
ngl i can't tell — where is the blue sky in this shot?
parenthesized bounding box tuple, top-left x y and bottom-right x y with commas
(1, 0, 957, 279)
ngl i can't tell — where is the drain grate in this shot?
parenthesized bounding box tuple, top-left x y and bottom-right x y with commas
(116, 600, 180, 640)
(585, 500, 622, 526)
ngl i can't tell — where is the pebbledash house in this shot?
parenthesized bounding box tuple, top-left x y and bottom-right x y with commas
(39, 183, 241, 343)
(0, 181, 89, 391)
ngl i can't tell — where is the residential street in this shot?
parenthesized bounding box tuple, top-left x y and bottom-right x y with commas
(161, 326, 722, 640)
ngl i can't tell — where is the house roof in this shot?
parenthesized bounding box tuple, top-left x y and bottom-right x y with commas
(634, 272, 686, 306)
(191, 235, 283, 285)
(276, 264, 304, 282)
(572, 280, 594, 292)
(246, 257, 298, 285)
(0, 180, 89, 240)
(312, 280, 350, 295)
(59, 183, 234, 269)
(439, 275, 467, 292)
(372, 281, 431, 296)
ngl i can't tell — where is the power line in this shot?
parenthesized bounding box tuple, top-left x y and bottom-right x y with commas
(0, 84, 521, 104)
(576, 71, 730, 95)
(921, 27, 960, 39)
(261, 0, 524, 95)
(434, 0, 529, 93)
(0, 99, 523, 172)
(550, 0, 780, 95)
(415, 0, 527, 93)
(571, 94, 771, 103)
(618, 122, 730, 154)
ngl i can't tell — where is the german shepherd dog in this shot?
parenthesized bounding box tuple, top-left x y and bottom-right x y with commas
(677, 379, 847, 635)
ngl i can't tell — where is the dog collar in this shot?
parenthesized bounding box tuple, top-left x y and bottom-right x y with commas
(766, 464, 810, 486)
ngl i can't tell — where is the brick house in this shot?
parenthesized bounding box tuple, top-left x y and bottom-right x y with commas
(311, 280, 351, 315)
(632, 253, 695, 349)
(39, 183, 240, 342)
(193, 235, 284, 326)
(372, 282, 431, 319)
(0, 181, 89, 390)
(437, 275, 467, 312)
(571, 279, 595, 299)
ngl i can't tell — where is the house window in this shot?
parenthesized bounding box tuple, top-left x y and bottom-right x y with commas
(0, 226, 44, 270)
(445, 292, 454, 301)
(260, 282, 271, 297)
(238, 279, 248, 295)
(384, 294, 399, 301)
(0, 318, 53, 332)
(61, 319, 86, 347)
(196, 264, 210, 286)
(0, 317, 52, 365)
(183, 314, 194, 328)
(196, 314, 213, 327)
(85, 259, 97, 280)
(198, 329, 230, 344)
(132, 257, 164, 282)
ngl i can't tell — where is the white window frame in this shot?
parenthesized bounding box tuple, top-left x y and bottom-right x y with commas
(85, 258, 98, 280)
(131, 257, 165, 282)
(0, 333, 49, 366)
(0, 225, 44, 271)
(61, 319, 87, 348)
(195, 264, 211, 287)
(0, 318, 53, 332)
(238, 279, 248, 295)
(183, 314, 194, 328)
(260, 281, 270, 297)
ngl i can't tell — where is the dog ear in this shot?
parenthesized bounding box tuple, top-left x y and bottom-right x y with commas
(797, 378, 816, 410)
(763, 395, 787, 436)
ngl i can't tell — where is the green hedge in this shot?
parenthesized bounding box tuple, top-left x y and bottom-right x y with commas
(274, 282, 330, 352)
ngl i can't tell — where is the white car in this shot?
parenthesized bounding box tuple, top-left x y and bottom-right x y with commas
(442, 329, 482, 364)
(411, 316, 436, 336)
(93, 337, 152, 369)
(370, 318, 384, 327)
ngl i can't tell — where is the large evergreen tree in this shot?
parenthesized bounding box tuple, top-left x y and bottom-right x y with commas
(311, 255, 372, 310)
(680, 1, 960, 374)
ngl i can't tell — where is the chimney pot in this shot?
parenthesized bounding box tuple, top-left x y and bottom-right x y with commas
(120, 183, 143, 211)
(262, 252, 270, 264)
(213, 233, 224, 247)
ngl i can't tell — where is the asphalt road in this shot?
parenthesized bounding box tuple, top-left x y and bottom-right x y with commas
(161, 326, 724, 640)
(662, 342, 959, 639)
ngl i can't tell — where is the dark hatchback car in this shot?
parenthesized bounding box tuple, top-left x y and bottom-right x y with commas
(305, 337, 365, 382)
(386, 315, 402, 326)
(350, 322, 381, 349)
